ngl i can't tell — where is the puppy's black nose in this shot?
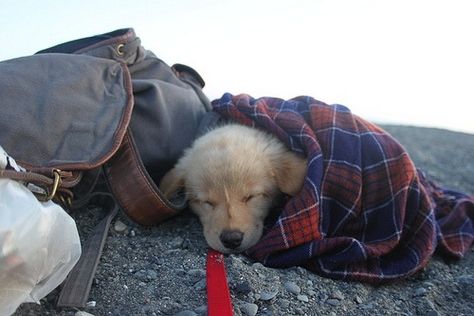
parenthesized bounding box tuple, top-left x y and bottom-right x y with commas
(220, 230, 244, 249)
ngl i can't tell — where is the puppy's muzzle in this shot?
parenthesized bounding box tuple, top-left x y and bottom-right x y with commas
(220, 229, 244, 250)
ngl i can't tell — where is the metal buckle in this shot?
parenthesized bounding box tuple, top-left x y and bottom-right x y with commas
(38, 169, 62, 202)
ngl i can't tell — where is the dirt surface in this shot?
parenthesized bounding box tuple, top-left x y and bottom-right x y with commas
(13, 124, 474, 316)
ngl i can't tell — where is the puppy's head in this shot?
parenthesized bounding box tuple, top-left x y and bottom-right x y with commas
(159, 124, 306, 253)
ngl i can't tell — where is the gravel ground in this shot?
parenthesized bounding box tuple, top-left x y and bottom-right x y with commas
(13, 124, 474, 316)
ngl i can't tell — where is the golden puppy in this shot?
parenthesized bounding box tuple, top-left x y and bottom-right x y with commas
(159, 124, 307, 253)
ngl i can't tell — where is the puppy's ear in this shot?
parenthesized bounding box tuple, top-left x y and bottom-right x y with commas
(159, 167, 185, 199)
(272, 152, 307, 196)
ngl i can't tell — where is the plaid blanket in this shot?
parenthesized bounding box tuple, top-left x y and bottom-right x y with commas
(212, 93, 474, 283)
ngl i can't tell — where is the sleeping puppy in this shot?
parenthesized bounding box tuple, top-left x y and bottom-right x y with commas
(159, 124, 307, 253)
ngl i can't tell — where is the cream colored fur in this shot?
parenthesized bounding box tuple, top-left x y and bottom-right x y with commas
(159, 124, 307, 253)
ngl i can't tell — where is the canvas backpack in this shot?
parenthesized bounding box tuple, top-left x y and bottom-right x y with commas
(0, 28, 210, 306)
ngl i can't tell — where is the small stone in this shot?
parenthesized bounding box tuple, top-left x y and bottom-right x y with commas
(297, 294, 309, 302)
(240, 302, 258, 316)
(174, 311, 197, 316)
(252, 262, 265, 270)
(294, 308, 305, 315)
(307, 290, 316, 296)
(283, 281, 301, 295)
(123, 284, 128, 290)
(75, 312, 95, 316)
(187, 269, 206, 278)
(85, 301, 96, 308)
(147, 269, 158, 280)
(278, 299, 290, 309)
(170, 236, 184, 249)
(195, 305, 207, 315)
(234, 281, 253, 295)
(326, 298, 340, 306)
(354, 296, 363, 304)
(130, 229, 136, 237)
(328, 313, 337, 316)
(259, 289, 278, 301)
(413, 287, 428, 297)
(193, 278, 206, 291)
(330, 290, 345, 300)
(113, 220, 128, 233)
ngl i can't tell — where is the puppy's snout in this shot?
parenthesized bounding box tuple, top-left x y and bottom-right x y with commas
(220, 229, 244, 249)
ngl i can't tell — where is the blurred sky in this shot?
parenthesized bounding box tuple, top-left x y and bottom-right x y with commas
(1, 0, 473, 133)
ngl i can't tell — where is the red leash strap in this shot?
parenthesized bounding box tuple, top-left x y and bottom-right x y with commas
(206, 249, 233, 315)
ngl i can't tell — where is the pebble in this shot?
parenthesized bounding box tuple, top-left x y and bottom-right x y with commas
(195, 305, 207, 315)
(330, 290, 345, 300)
(259, 289, 279, 301)
(130, 230, 136, 237)
(147, 269, 158, 280)
(354, 295, 363, 304)
(113, 220, 128, 233)
(174, 311, 197, 316)
(278, 299, 290, 309)
(234, 281, 253, 295)
(240, 302, 258, 316)
(413, 287, 428, 297)
(297, 294, 309, 302)
(326, 298, 340, 306)
(85, 301, 96, 307)
(75, 312, 95, 316)
(187, 269, 206, 278)
(283, 281, 301, 295)
(170, 236, 184, 249)
(193, 278, 206, 291)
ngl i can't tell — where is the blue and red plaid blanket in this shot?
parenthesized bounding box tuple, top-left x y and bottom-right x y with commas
(212, 93, 474, 283)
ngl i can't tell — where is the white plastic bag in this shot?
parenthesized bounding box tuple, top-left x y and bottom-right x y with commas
(0, 146, 81, 316)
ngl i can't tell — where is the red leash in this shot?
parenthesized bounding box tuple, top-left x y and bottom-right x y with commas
(206, 249, 233, 315)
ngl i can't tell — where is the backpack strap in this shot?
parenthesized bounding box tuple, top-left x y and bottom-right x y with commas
(57, 192, 118, 307)
(104, 129, 184, 225)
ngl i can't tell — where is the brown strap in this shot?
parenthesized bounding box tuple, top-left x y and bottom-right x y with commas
(57, 193, 118, 307)
(104, 130, 181, 225)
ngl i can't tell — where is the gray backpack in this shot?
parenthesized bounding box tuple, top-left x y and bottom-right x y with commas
(0, 28, 210, 306)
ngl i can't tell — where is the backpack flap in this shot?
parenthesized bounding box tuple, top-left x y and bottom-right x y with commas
(0, 53, 133, 172)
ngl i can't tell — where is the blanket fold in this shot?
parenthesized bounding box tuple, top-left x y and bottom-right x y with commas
(212, 93, 473, 283)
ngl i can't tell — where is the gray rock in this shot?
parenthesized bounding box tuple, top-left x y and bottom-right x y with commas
(259, 289, 279, 301)
(278, 299, 290, 309)
(174, 311, 197, 316)
(240, 302, 258, 316)
(413, 287, 428, 297)
(455, 274, 474, 299)
(297, 294, 309, 302)
(187, 269, 206, 278)
(234, 280, 253, 295)
(330, 290, 345, 300)
(193, 278, 206, 291)
(194, 305, 207, 316)
(170, 236, 184, 248)
(326, 298, 340, 306)
(354, 295, 363, 304)
(283, 281, 301, 295)
(113, 220, 128, 233)
(75, 312, 95, 316)
(146, 269, 158, 280)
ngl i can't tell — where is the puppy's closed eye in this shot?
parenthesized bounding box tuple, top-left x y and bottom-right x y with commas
(242, 193, 268, 203)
